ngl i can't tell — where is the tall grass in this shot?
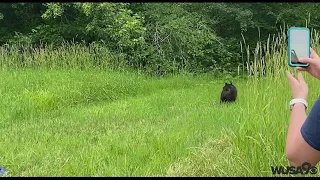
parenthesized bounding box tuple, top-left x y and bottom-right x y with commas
(0, 41, 126, 71)
(1, 24, 318, 79)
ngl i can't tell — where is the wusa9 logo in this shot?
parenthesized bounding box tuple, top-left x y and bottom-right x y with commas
(271, 162, 317, 175)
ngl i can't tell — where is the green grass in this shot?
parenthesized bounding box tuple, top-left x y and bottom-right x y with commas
(2, 25, 320, 177)
(0, 68, 227, 176)
(1, 68, 319, 177)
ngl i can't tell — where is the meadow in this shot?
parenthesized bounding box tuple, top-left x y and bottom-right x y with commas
(1, 28, 320, 177)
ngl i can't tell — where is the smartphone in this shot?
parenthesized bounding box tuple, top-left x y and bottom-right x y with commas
(288, 27, 310, 68)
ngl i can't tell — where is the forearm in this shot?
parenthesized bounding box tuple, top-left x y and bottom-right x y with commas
(286, 103, 307, 166)
(286, 97, 320, 167)
(287, 103, 307, 146)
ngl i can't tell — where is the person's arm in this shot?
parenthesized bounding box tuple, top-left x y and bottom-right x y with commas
(286, 97, 320, 167)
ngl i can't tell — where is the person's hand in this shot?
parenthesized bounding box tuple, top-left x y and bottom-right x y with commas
(296, 48, 320, 80)
(286, 71, 308, 100)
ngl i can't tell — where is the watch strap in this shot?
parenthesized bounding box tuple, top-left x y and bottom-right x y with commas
(289, 98, 308, 110)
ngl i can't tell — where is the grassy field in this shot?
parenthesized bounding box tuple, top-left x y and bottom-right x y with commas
(1, 27, 320, 177)
(1, 68, 320, 177)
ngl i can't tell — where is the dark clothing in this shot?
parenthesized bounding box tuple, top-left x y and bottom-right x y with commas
(301, 97, 320, 151)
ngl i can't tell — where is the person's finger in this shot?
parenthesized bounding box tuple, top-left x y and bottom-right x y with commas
(286, 71, 297, 85)
(296, 67, 307, 71)
(310, 48, 320, 59)
(298, 58, 313, 65)
(297, 72, 305, 83)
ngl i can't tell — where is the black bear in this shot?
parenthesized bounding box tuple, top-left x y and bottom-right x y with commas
(220, 82, 237, 104)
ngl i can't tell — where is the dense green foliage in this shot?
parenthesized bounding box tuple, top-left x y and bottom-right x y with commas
(0, 3, 317, 75)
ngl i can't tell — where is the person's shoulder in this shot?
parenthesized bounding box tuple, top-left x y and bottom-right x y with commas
(301, 96, 320, 151)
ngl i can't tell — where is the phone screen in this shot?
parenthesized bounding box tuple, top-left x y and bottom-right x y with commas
(289, 27, 310, 67)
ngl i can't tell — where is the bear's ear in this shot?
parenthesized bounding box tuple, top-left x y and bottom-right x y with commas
(230, 81, 232, 85)
(225, 83, 228, 86)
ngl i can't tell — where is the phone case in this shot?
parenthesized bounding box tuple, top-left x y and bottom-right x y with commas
(288, 27, 310, 68)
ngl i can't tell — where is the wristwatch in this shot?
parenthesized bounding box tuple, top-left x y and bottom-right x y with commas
(289, 98, 308, 111)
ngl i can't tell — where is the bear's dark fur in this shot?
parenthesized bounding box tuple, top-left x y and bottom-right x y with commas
(220, 82, 237, 104)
